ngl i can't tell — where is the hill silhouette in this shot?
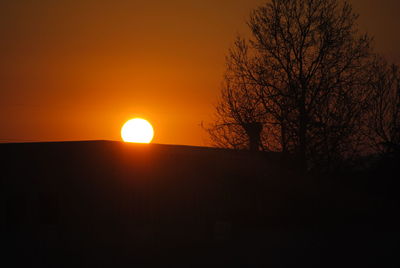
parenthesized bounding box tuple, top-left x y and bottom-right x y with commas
(1, 141, 399, 267)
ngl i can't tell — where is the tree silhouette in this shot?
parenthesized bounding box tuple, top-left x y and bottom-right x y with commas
(207, 38, 270, 151)
(208, 0, 372, 171)
(365, 57, 400, 155)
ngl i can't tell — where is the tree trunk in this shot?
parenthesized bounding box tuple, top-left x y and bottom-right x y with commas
(298, 91, 307, 173)
(243, 122, 263, 152)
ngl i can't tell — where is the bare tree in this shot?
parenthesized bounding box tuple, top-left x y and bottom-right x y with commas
(207, 30, 307, 154)
(207, 38, 278, 151)
(365, 57, 400, 155)
(208, 0, 372, 171)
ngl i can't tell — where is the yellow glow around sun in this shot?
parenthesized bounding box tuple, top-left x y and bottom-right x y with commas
(121, 118, 154, 143)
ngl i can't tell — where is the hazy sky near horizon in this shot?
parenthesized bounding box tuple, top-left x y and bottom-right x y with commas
(1, 0, 399, 146)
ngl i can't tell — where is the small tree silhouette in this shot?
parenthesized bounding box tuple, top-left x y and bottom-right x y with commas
(365, 57, 400, 155)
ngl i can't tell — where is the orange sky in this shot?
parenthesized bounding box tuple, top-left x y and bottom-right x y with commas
(1, 0, 399, 146)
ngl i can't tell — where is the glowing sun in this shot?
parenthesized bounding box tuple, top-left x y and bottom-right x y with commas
(121, 118, 154, 143)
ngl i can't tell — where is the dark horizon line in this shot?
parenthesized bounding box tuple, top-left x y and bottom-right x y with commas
(0, 139, 215, 150)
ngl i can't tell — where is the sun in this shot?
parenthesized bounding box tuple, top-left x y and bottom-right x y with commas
(121, 118, 154, 143)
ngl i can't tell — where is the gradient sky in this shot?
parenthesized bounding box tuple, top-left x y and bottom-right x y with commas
(1, 0, 399, 146)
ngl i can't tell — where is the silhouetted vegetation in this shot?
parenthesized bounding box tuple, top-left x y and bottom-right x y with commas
(207, 0, 399, 172)
(1, 1, 399, 267)
(364, 56, 400, 155)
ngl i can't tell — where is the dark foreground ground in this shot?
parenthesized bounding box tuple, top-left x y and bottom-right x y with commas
(1, 141, 399, 267)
